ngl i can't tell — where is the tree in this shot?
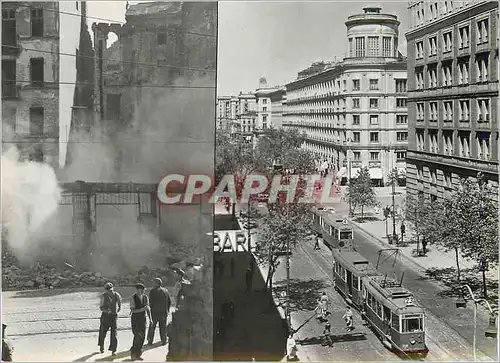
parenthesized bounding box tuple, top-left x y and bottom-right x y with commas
(347, 167, 379, 220)
(404, 192, 436, 252)
(424, 173, 498, 293)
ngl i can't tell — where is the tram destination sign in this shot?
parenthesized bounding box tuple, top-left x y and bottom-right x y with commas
(213, 230, 251, 253)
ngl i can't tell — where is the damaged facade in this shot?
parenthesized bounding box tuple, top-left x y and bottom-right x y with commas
(1, 1, 93, 170)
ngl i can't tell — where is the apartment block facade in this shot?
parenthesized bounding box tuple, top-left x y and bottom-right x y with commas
(406, 0, 499, 200)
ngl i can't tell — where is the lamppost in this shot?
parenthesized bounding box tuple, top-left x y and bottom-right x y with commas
(455, 284, 498, 361)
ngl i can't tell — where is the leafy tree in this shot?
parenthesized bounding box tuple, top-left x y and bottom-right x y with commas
(404, 192, 436, 252)
(347, 167, 379, 220)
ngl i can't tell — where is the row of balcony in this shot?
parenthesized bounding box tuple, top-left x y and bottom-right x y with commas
(407, 150, 498, 174)
(409, 81, 498, 98)
(284, 108, 347, 115)
(286, 91, 345, 104)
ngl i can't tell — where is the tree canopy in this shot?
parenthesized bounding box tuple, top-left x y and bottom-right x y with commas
(347, 167, 379, 220)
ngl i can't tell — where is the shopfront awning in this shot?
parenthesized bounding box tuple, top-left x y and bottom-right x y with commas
(369, 168, 383, 179)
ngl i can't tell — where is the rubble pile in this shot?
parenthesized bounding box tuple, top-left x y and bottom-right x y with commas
(2, 257, 178, 291)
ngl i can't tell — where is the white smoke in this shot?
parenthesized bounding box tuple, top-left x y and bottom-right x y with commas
(1, 145, 61, 263)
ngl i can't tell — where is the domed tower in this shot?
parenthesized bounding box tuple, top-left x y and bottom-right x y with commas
(345, 5, 400, 59)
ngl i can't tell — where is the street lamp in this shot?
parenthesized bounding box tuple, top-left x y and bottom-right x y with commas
(455, 284, 497, 361)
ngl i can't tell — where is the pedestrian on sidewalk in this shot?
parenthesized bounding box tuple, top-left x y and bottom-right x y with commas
(129, 283, 151, 361)
(343, 307, 354, 332)
(147, 278, 171, 346)
(286, 332, 298, 360)
(422, 237, 428, 255)
(245, 267, 253, 292)
(314, 235, 321, 250)
(98, 282, 122, 356)
(320, 292, 330, 316)
(2, 324, 13, 362)
(322, 320, 333, 347)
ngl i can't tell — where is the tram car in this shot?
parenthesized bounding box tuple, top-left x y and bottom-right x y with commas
(332, 249, 429, 358)
(311, 207, 354, 250)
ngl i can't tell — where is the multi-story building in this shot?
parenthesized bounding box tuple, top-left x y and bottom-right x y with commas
(269, 88, 286, 129)
(216, 92, 257, 134)
(283, 6, 408, 186)
(216, 95, 232, 130)
(254, 79, 285, 130)
(1, 1, 91, 170)
(406, 0, 499, 200)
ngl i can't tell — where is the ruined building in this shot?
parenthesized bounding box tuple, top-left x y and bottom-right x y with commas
(1, 1, 93, 170)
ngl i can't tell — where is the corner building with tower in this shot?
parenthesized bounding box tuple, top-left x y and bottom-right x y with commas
(283, 6, 408, 187)
(405, 0, 499, 201)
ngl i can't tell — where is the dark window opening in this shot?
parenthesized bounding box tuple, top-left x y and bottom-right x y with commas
(31, 8, 44, 37)
(2, 9, 17, 48)
(106, 94, 121, 121)
(158, 27, 167, 45)
(29, 107, 44, 135)
(2, 59, 17, 98)
(30, 58, 44, 86)
(29, 147, 44, 163)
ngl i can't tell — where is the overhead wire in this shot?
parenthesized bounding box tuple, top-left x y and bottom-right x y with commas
(1, 44, 216, 74)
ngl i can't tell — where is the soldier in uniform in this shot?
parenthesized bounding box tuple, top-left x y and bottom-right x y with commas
(98, 282, 122, 355)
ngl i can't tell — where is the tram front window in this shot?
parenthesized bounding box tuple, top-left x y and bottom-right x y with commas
(340, 231, 353, 240)
(402, 315, 423, 333)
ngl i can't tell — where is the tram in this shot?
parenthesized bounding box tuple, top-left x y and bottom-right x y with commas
(312, 207, 354, 250)
(332, 248, 429, 358)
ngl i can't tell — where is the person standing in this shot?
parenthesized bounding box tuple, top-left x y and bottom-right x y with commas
(323, 320, 333, 347)
(286, 332, 298, 361)
(98, 282, 122, 355)
(314, 235, 321, 250)
(2, 324, 13, 362)
(130, 283, 151, 361)
(320, 292, 330, 318)
(147, 278, 171, 346)
(343, 306, 354, 331)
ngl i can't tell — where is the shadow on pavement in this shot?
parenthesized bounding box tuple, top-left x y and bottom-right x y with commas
(425, 267, 498, 307)
(8, 286, 145, 299)
(296, 332, 367, 346)
(214, 253, 287, 361)
(274, 278, 328, 312)
(353, 216, 381, 223)
(72, 352, 100, 362)
(93, 342, 163, 362)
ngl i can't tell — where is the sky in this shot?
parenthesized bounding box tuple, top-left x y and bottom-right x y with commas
(217, 1, 410, 96)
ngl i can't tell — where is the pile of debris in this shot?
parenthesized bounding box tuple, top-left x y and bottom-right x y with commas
(2, 260, 178, 291)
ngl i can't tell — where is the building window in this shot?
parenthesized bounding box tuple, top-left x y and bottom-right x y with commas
(353, 152, 361, 160)
(29, 146, 44, 163)
(349, 38, 353, 57)
(477, 18, 489, 45)
(353, 79, 360, 91)
(263, 107, 267, 112)
(30, 58, 44, 86)
(396, 151, 406, 160)
(442, 62, 453, 86)
(396, 115, 407, 124)
(477, 99, 490, 122)
(397, 132, 408, 142)
(369, 79, 379, 90)
(476, 132, 490, 160)
(158, 27, 167, 45)
(355, 37, 365, 57)
(352, 98, 360, 108)
(29, 107, 44, 135)
(416, 130, 425, 151)
(428, 65, 437, 88)
(459, 100, 470, 121)
(395, 79, 407, 93)
(458, 58, 469, 84)
(369, 98, 378, 108)
(370, 115, 379, 125)
(415, 68, 424, 89)
(476, 53, 489, 82)
(416, 103, 425, 121)
(370, 152, 379, 160)
(383, 37, 392, 57)
(262, 115, 267, 128)
(396, 98, 407, 108)
(443, 31, 453, 53)
(429, 102, 438, 121)
(263, 99, 267, 104)
(368, 36, 379, 57)
(429, 132, 438, 153)
(2, 9, 17, 48)
(443, 131, 454, 155)
(416, 41, 424, 59)
(458, 132, 470, 157)
(443, 101, 453, 122)
(2, 59, 16, 99)
(31, 8, 44, 37)
(352, 115, 360, 125)
(370, 132, 379, 143)
(428, 36, 437, 56)
(459, 25, 470, 49)
(353, 132, 360, 142)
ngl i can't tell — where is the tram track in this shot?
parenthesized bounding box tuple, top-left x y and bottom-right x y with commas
(297, 240, 472, 362)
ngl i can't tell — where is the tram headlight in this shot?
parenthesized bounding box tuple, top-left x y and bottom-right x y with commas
(410, 338, 416, 345)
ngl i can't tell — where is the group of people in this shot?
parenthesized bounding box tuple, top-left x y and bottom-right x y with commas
(98, 278, 172, 361)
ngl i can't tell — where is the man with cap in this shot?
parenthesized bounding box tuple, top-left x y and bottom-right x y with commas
(130, 283, 151, 361)
(147, 278, 171, 346)
(98, 282, 122, 355)
(2, 324, 14, 361)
